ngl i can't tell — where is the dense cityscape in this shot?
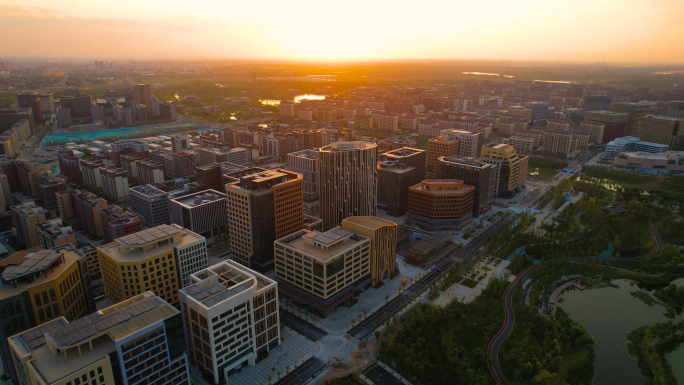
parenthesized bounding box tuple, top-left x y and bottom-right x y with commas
(0, 56, 682, 385)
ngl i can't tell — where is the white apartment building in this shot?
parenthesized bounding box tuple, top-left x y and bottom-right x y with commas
(179, 261, 280, 384)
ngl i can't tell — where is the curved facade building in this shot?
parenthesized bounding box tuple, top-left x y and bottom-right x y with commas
(319, 141, 377, 231)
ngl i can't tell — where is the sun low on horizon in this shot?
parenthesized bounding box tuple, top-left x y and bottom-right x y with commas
(1, 0, 684, 62)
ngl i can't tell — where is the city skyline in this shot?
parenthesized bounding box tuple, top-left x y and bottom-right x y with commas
(1, 0, 684, 62)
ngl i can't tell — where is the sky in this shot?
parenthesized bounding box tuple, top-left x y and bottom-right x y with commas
(1, 0, 684, 62)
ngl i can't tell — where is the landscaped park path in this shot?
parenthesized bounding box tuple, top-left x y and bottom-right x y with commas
(487, 223, 662, 384)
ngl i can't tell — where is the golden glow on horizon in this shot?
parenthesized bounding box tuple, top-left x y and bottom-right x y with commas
(1, 0, 684, 62)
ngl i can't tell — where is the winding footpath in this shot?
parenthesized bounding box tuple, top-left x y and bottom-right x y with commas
(487, 223, 663, 384)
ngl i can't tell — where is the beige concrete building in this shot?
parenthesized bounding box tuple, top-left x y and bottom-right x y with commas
(274, 227, 372, 317)
(36, 219, 76, 249)
(427, 136, 460, 178)
(579, 120, 606, 144)
(341, 216, 397, 287)
(480, 144, 528, 197)
(441, 129, 482, 158)
(10, 202, 47, 248)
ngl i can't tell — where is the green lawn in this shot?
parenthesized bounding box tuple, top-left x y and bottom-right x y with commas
(461, 278, 479, 288)
(529, 166, 558, 180)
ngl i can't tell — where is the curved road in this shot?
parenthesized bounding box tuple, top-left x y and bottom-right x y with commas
(488, 223, 663, 384)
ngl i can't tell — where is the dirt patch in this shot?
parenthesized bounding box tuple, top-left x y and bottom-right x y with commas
(350, 351, 363, 360)
(344, 335, 352, 340)
(358, 341, 367, 349)
(334, 363, 349, 369)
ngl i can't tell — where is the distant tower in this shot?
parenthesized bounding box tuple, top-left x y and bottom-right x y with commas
(252, 72, 257, 83)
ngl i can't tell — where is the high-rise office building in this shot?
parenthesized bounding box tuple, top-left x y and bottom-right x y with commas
(437, 155, 496, 217)
(99, 166, 130, 203)
(98, 224, 207, 304)
(286, 149, 320, 202)
(479, 144, 527, 197)
(0, 246, 89, 384)
(407, 180, 476, 230)
(129, 185, 170, 227)
(341, 216, 397, 287)
(578, 120, 606, 144)
(195, 163, 223, 192)
(0, 108, 35, 133)
(280, 100, 296, 117)
(56, 151, 83, 184)
(72, 190, 108, 238)
(38, 92, 54, 114)
(665, 101, 684, 118)
(376, 160, 415, 216)
(539, 128, 590, 157)
(612, 102, 651, 136)
(110, 139, 150, 167)
(225, 169, 303, 271)
(584, 110, 628, 142)
(16, 93, 43, 124)
(198, 147, 249, 166)
(318, 142, 377, 231)
(179, 261, 280, 384)
(137, 158, 165, 184)
(8, 292, 190, 385)
(100, 205, 143, 243)
(10, 202, 47, 247)
(583, 95, 612, 112)
(441, 129, 483, 158)
(635, 115, 684, 151)
(378, 147, 426, 185)
(35, 219, 76, 249)
(131, 83, 152, 112)
(171, 134, 191, 153)
(170, 190, 227, 245)
(59, 94, 93, 123)
(274, 227, 371, 317)
(426, 136, 460, 178)
(79, 158, 107, 191)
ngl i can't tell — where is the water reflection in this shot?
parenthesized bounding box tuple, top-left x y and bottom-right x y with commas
(559, 279, 683, 385)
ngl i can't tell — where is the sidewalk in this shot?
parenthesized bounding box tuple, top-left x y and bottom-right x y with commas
(281, 258, 427, 336)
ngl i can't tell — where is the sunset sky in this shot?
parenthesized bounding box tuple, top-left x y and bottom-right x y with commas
(1, 0, 683, 62)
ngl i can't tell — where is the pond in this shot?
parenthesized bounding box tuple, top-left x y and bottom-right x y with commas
(665, 344, 684, 384)
(260, 94, 327, 106)
(558, 279, 684, 385)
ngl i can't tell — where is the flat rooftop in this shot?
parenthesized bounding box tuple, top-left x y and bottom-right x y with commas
(183, 261, 275, 308)
(278, 227, 369, 261)
(288, 149, 319, 159)
(99, 224, 203, 263)
(0, 246, 81, 301)
(342, 216, 396, 231)
(129, 185, 168, 197)
(383, 147, 424, 157)
(9, 293, 177, 384)
(171, 190, 226, 207)
(319, 141, 376, 152)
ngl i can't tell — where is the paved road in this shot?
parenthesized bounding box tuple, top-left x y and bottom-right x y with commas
(274, 357, 325, 385)
(348, 213, 514, 339)
(280, 309, 326, 341)
(488, 223, 662, 384)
